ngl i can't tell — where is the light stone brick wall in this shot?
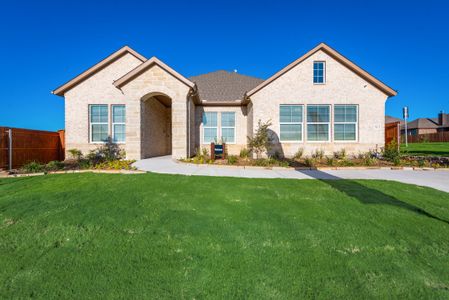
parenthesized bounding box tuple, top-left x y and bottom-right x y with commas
(64, 53, 143, 158)
(195, 106, 248, 156)
(249, 49, 389, 157)
(119, 64, 191, 159)
(141, 97, 171, 158)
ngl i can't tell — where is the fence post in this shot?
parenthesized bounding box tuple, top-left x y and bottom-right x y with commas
(8, 129, 12, 171)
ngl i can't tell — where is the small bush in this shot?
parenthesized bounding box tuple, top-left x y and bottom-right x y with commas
(45, 160, 65, 171)
(326, 157, 335, 166)
(311, 149, 324, 160)
(293, 148, 304, 160)
(304, 157, 316, 168)
(21, 161, 46, 173)
(333, 149, 346, 159)
(383, 141, 400, 161)
(227, 155, 238, 165)
(86, 140, 124, 165)
(393, 156, 401, 166)
(68, 148, 83, 161)
(239, 148, 250, 159)
(202, 147, 209, 158)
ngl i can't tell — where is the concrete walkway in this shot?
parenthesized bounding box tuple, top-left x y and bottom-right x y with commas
(134, 156, 449, 193)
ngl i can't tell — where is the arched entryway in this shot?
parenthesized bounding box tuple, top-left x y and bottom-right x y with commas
(141, 92, 172, 158)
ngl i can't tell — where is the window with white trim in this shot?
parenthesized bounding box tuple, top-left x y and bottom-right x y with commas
(280, 105, 303, 141)
(313, 61, 325, 84)
(334, 105, 357, 141)
(112, 105, 126, 143)
(90, 105, 109, 143)
(307, 105, 330, 141)
(203, 112, 218, 143)
(221, 112, 235, 143)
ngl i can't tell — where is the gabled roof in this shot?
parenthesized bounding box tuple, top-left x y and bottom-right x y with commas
(246, 42, 397, 98)
(52, 46, 146, 96)
(405, 118, 440, 130)
(385, 115, 403, 124)
(114, 56, 195, 89)
(189, 70, 263, 101)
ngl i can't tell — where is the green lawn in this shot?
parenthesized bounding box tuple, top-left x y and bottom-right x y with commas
(401, 142, 449, 157)
(1, 173, 449, 298)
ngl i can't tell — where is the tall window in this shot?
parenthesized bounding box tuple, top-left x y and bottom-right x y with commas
(280, 105, 303, 141)
(90, 105, 109, 143)
(313, 61, 325, 84)
(112, 105, 126, 143)
(307, 105, 330, 141)
(334, 105, 357, 141)
(203, 112, 218, 143)
(221, 112, 235, 143)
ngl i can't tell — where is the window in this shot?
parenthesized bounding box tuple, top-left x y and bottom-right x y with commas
(112, 105, 126, 143)
(280, 105, 303, 141)
(90, 105, 109, 143)
(307, 105, 330, 141)
(313, 61, 325, 84)
(203, 112, 218, 143)
(334, 105, 357, 141)
(221, 112, 235, 143)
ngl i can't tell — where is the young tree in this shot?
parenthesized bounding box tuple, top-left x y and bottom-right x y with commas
(247, 119, 273, 159)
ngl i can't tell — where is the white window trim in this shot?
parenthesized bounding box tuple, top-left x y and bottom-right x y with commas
(313, 61, 326, 85)
(89, 104, 109, 144)
(334, 105, 358, 142)
(202, 112, 218, 144)
(112, 104, 126, 144)
(220, 112, 236, 145)
(306, 104, 331, 143)
(279, 104, 304, 143)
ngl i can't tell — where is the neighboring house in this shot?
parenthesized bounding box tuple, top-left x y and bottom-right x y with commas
(52, 43, 397, 160)
(385, 115, 403, 125)
(401, 112, 449, 136)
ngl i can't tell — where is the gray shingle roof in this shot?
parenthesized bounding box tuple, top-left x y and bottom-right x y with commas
(385, 115, 403, 124)
(189, 70, 264, 101)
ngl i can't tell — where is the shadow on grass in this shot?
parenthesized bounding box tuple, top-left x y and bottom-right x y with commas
(297, 169, 449, 225)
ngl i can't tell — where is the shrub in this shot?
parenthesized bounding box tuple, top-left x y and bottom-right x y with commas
(311, 149, 324, 160)
(247, 119, 273, 159)
(86, 140, 124, 165)
(293, 148, 304, 160)
(201, 147, 209, 158)
(326, 157, 335, 166)
(45, 160, 65, 171)
(239, 148, 250, 159)
(383, 141, 400, 161)
(333, 149, 346, 159)
(21, 161, 45, 173)
(393, 156, 401, 166)
(68, 148, 83, 161)
(227, 155, 238, 165)
(304, 157, 316, 168)
(418, 159, 425, 168)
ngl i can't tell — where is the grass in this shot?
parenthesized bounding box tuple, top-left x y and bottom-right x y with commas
(401, 142, 449, 157)
(1, 173, 449, 298)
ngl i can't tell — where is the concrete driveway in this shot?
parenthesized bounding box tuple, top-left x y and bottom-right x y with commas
(134, 156, 449, 193)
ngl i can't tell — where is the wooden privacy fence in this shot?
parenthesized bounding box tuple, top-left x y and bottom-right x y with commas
(385, 122, 400, 146)
(0, 127, 65, 170)
(403, 131, 449, 143)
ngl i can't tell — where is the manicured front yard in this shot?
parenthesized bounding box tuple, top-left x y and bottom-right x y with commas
(401, 142, 449, 157)
(1, 173, 449, 298)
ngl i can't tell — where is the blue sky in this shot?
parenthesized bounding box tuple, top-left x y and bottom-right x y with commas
(0, 0, 448, 131)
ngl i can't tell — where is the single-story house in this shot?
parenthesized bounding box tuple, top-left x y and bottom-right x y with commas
(402, 112, 449, 136)
(52, 43, 397, 160)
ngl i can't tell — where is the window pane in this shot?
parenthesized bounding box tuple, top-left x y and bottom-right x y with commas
(204, 128, 217, 143)
(113, 105, 125, 123)
(221, 112, 235, 127)
(113, 124, 125, 142)
(307, 106, 329, 122)
(334, 105, 357, 122)
(90, 105, 108, 123)
(203, 112, 217, 127)
(334, 106, 346, 122)
(345, 106, 357, 122)
(335, 124, 356, 141)
(280, 106, 292, 123)
(307, 124, 329, 141)
(221, 128, 235, 143)
(92, 124, 109, 142)
(280, 124, 302, 141)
